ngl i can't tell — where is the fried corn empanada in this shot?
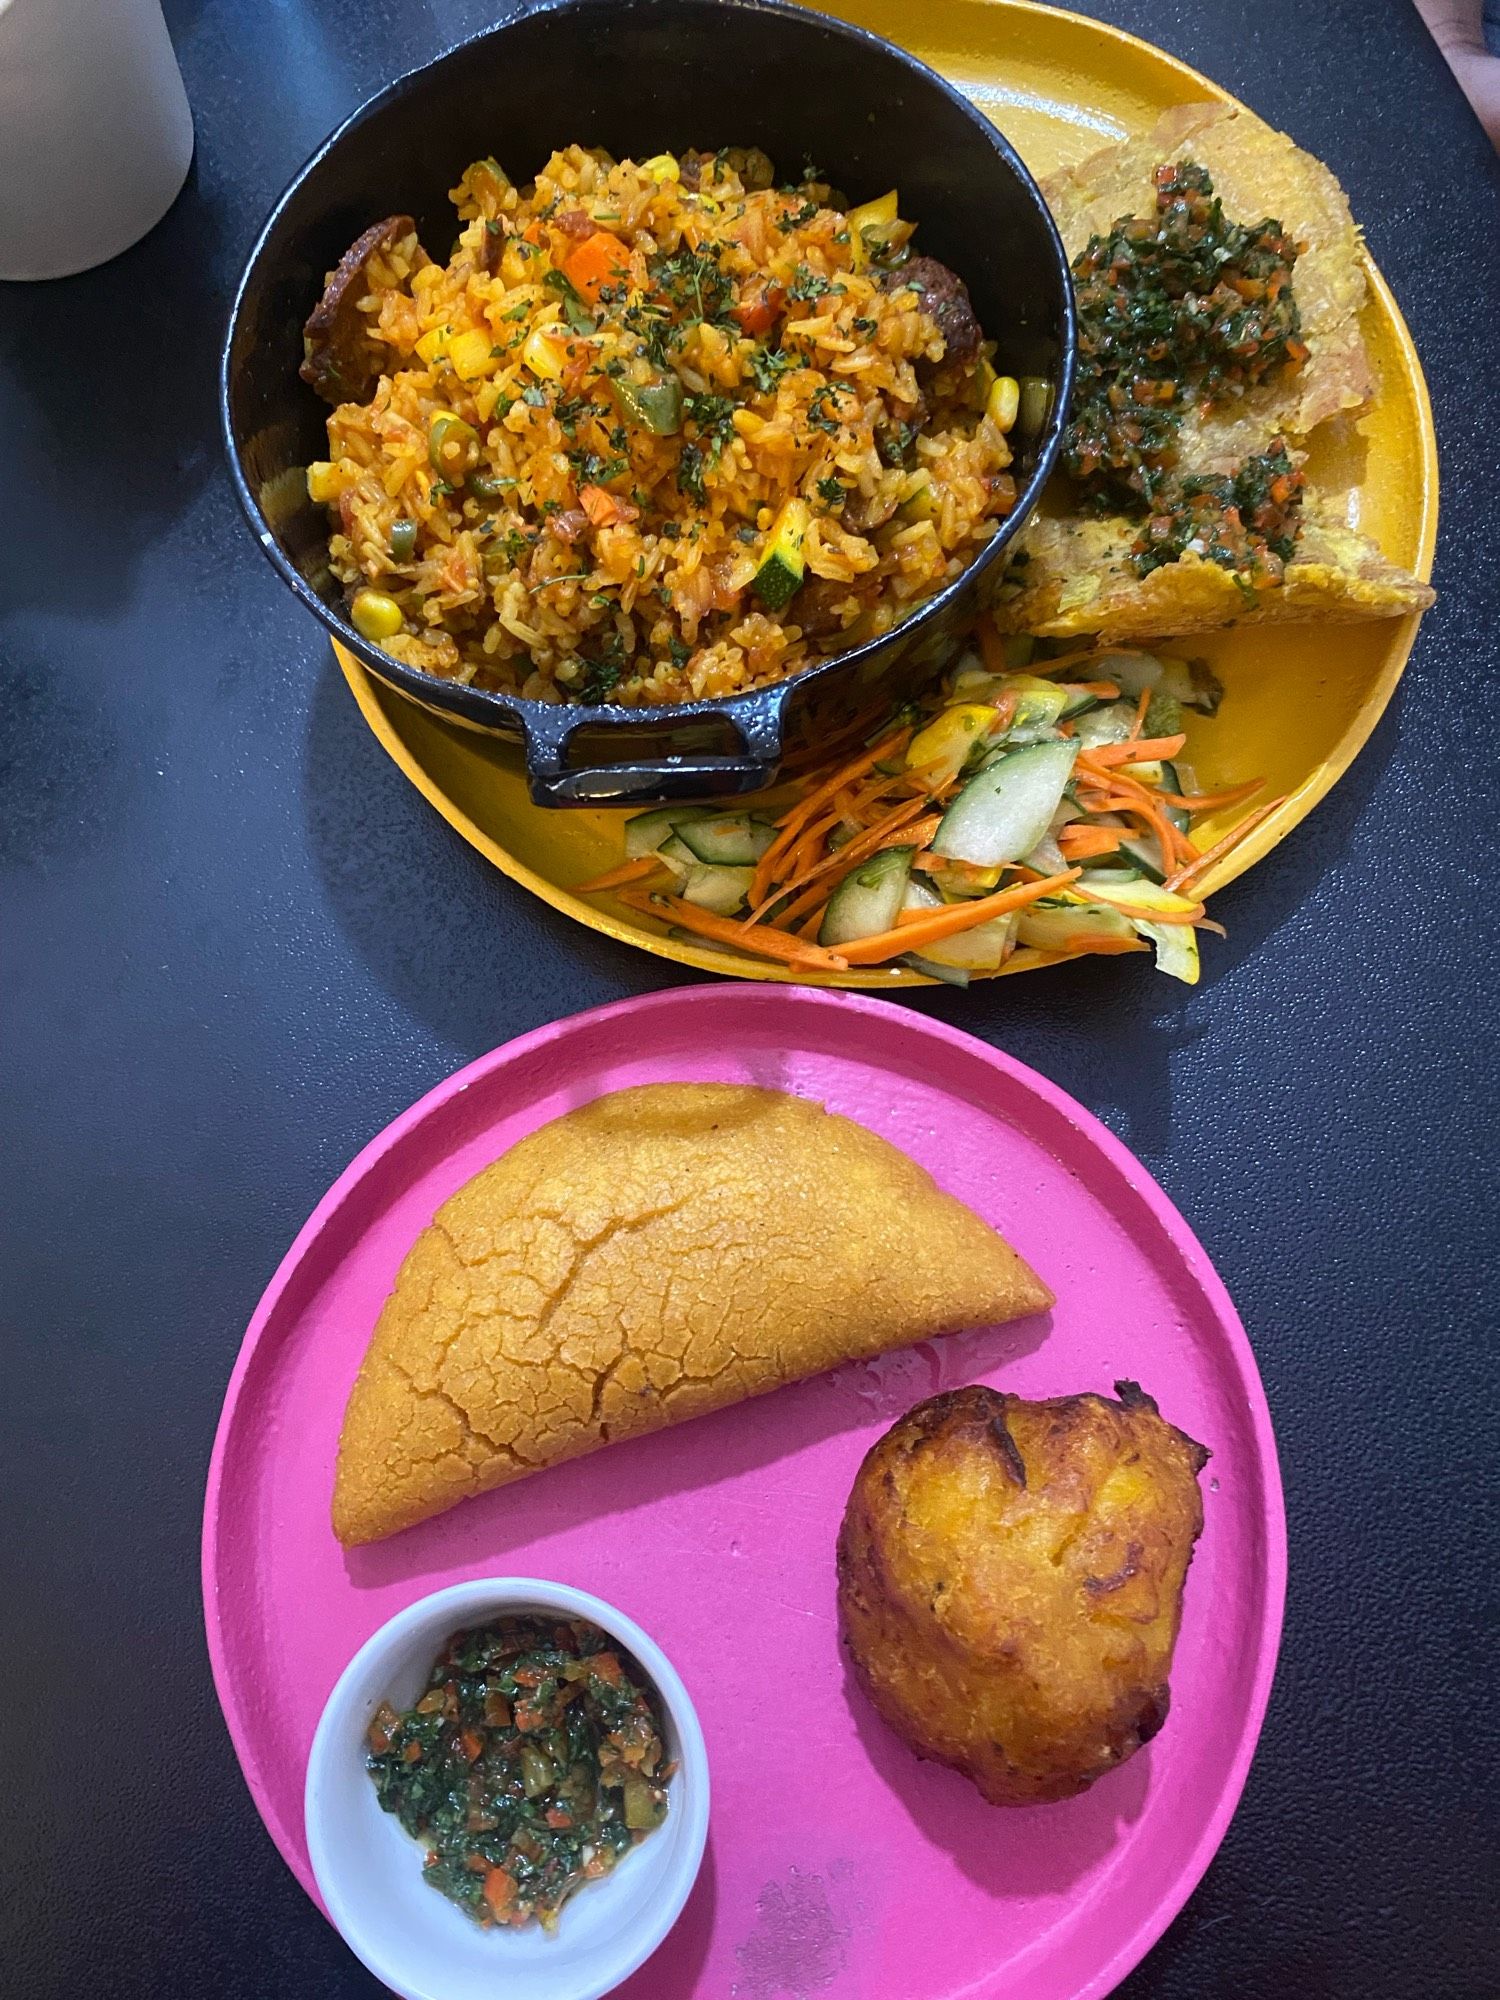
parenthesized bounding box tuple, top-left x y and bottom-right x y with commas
(333, 1085, 1051, 1545)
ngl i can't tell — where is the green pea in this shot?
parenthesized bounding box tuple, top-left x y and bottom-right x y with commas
(389, 518, 418, 560)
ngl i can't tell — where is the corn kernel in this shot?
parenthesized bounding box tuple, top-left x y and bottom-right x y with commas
(447, 328, 496, 381)
(641, 154, 680, 184)
(987, 375, 1021, 432)
(350, 588, 404, 642)
(848, 189, 899, 269)
(414, 325, 450, 366)
(306, 460, 343, 505)
(521, 324, 568, 381)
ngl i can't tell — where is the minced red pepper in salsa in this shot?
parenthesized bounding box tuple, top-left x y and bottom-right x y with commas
(366, 1616, 672, 1929)
(1063, 159, 1309, 582)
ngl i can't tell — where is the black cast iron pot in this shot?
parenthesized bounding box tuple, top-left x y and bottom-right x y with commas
(222, 0, 1076, 805)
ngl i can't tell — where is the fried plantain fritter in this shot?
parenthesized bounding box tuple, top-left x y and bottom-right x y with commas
(837, 1382, 1207, 1805)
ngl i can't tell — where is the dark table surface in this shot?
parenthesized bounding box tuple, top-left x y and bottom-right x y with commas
(4, 1, 1498, 1994)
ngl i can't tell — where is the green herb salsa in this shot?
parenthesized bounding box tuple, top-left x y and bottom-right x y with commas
(366, 1616, 672, 1930)
(1063, 159, 1309, 583)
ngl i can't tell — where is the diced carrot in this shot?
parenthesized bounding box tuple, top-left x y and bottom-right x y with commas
(545, 1808, 573, 1829)
(561, 230, 630, 302)
(459, 1730, 484, 1763)
(484, 1867, 517, 1919)
(733, 283, 784, 335)
(837, 870, 1081, 965)
(578, 482, 636, 529)
(513, 1701, 543, 1733)
(590, 1652, 623, 1685)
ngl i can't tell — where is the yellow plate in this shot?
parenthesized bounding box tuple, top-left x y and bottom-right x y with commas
(335, 0, 1438, 987)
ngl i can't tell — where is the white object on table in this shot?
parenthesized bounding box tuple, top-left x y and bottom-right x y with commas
(0, 0, 194, 281)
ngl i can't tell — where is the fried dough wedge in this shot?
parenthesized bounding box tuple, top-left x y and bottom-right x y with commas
(994, 103, 1432, 638)
(333, 1085, 1051, 1545)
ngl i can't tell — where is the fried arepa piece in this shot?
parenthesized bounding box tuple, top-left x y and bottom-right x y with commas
(838, 1382, 1206, 1805)
(995, 103, 1432, 638)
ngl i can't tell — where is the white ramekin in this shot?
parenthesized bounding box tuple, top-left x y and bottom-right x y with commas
(305, 1577, 710, 2000)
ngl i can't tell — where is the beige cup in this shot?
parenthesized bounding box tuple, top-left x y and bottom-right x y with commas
(0, 0, 194, 281)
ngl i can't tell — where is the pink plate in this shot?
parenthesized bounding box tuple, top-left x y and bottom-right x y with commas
(203, 987, 1285, 2000)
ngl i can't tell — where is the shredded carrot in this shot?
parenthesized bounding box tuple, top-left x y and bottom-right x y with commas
(838, 870, 1081, 965)
(1058, 824, 1124, 860)
(879, 813, 942, 853)
(1158, 777, 1265, 812)
(978, 619, 1009, 676)
(1074, 680, 1122, 699)
(1126, 685, 1152, 740)
(747, 795, 931, 920)
(1079, 732, 1188, 769)
(1164, 799, 1287, 894)
(751, 728, 910, 905)
(617, 887, 849, 971)
(573, 854, 665, 894)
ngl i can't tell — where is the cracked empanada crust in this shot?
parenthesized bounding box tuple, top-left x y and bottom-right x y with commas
(332, 1085, 1052, 1544)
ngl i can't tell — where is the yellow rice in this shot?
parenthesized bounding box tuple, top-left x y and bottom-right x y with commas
(308, 146, 1017, 706)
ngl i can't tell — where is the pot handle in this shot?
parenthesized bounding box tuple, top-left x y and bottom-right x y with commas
(521, 687, 789, 807)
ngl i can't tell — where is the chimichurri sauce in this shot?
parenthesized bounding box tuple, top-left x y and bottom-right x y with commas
(1063, 160, 1309, 582)
(366, 1616, 672, 1929)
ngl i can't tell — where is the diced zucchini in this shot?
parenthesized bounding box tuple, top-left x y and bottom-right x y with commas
(624, 805, 716, 859)
(1071, 870, 1202, 984)
(905, 704, 1002, 787)
(933, 740, 1077, 868)
(1112, 833, 1169, 884)
(997, 674, 1069, 742)
(820, 845, 913, 946)
(1133, 919, 1200, 984)
(674, 813, 777, 866)
(1075, 870, 1199, 916)
(1021, 799, 1083, 876)
(752, 498, 809, 610)
(1158, 762, 1191, 836)
(921, 911, 1017, 971)
(656, 832, 699, 874)
(680, 862, 754, 914)
(1016, 374, 1052, 436)
(1016, 901, 1138, 952)
(1091, 649, 1221, 716)
(1056, 682, 1106, 719)
(1073, 701, 1136, 749)
(899, 953, 970, 987)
